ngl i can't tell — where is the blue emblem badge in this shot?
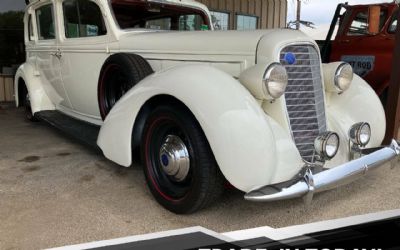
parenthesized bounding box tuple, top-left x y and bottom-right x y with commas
(284, 52, 296, 65)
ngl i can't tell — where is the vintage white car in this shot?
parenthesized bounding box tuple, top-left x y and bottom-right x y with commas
(16, 0, 399, 213)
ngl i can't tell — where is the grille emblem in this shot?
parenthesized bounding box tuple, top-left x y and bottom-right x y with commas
(284, 52, 296, 65)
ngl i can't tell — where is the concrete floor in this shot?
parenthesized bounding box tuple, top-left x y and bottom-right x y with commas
(1, 107, 399, 250)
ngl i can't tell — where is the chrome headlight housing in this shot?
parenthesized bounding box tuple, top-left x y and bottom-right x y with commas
(263, 63, 288, 99)
(349, 122, 371, 147)
(314, 132, 340, 160)
(334, 62, 353, 93)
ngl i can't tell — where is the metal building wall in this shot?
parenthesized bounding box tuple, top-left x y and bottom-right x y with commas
(197, 0, 287, 29)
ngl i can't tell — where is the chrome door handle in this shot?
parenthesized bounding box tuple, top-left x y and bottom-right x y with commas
(50, 50, 62, 59)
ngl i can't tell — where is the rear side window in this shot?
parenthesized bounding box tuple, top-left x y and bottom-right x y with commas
(63, 0, 107, 38)
(36, 4, 55, 40)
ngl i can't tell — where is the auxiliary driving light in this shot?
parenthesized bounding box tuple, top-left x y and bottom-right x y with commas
(349, 122, 371, 147)
(314, 132, 340, 160)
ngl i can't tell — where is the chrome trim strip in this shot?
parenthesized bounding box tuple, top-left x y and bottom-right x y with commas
(244, 140, 400, 202)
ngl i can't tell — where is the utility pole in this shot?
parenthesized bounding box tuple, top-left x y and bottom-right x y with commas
(296, 0, 301, 30)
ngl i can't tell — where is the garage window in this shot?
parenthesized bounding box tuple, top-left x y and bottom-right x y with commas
(236, 14, 258, 30)
(210, 11, 229, 30)
(63, 0, 107, 38)
(36, 4, 55, 40)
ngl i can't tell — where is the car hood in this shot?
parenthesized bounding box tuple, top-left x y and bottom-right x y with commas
(118, 29, 276, 57)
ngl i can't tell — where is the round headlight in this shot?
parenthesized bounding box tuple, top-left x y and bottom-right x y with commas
(263, 63, 288, 99)
(314, 132, 340, 160)
(349, 122, 371, 147)
(334, 63, 353, 92)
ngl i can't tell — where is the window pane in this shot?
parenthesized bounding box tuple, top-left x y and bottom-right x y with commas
(348, 10, 387, 36)
(146, 18, 171, 30)
(63, 0, 79, 38)
(388, 10, 398, 34)
(210, 11, 229, 30)
(236, 15, 257, 30)
(63, 0, 107, 38)
(111, 1, 207, 31)
(36, 4, 55, 40)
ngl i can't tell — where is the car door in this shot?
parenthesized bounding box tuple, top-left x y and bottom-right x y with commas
(34, 2, 73, 109)
(58, 0, 110, 120)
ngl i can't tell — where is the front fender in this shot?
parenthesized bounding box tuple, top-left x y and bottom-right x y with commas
(324, 74, 386, 168)
(97, 65, 303, 192)
(14, 63, 55, 113)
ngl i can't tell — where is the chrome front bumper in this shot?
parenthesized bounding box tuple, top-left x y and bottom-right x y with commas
(244, 140, 400, 202)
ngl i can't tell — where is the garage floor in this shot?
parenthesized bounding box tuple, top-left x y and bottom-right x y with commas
(1, 107, 400, 250)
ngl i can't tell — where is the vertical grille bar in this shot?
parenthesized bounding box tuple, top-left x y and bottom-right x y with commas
(280, 44, 327, 163)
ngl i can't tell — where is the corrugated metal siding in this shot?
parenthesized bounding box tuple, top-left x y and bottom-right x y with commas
(198, 0, 287, 29)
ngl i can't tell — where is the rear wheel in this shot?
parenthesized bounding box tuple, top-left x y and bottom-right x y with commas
(21, 85, 38, 122)
(141, 105, 223, 214)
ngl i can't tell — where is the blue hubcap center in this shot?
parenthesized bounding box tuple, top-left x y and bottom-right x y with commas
(161, 154, 169, 166)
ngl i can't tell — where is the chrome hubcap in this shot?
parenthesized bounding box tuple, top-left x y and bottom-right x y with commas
(159, 135, 190, 182)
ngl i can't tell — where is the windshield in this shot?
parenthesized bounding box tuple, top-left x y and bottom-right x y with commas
(111, 0, 210, 31)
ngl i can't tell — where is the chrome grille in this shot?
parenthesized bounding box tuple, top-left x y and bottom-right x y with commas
(280, 45, 327, 163)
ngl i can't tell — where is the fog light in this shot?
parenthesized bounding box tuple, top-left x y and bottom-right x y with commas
(349, 122, 371, 147)
(314, 132, 340, 160)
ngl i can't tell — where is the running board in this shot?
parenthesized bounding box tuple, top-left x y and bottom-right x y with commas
(36, 111, 100, 150)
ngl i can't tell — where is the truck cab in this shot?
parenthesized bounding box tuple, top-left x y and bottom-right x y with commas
(326, 3, 398, 98)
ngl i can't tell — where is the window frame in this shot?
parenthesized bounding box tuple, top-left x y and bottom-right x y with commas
(35, 3, 57, 41)
(235, 13, 258, 31)
(61, 0, 108, 40)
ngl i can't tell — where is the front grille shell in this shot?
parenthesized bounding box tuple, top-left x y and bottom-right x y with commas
(280, 44, 327, 163)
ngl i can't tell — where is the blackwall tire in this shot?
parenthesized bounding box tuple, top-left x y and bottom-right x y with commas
(141, 105, 224, 214)
(98, 54, 153, 120)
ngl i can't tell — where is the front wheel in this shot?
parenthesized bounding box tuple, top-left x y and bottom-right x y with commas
(141, 105, 223, 214)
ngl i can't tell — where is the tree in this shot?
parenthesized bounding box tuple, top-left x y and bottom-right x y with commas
(0, 11, 25, 71)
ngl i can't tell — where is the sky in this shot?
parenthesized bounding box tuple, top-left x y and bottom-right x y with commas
(0, 0, 26, 13)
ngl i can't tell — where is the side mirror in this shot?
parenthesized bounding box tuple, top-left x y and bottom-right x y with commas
(368, 5, 381, 35)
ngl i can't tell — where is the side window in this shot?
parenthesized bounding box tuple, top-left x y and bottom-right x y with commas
(178, 15, 205, 31)
(28, 15, 35, 41)
(36, 4, 55, 40)
(63, 0, 107, 38)
(210, 11, 229, 30)
(388, 11, 398, 34)
(347, 9, 387, 36)
(236, 15, 258, 30)
(347, 11, 368, 35)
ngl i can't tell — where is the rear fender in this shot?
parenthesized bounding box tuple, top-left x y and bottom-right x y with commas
(14, 63, 55, 113)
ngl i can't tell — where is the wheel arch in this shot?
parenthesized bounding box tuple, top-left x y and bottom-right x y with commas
(14, 63, 55, 113)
